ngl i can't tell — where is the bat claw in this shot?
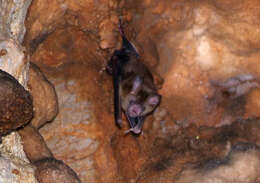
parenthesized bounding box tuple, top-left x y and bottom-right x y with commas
(124, 129, 131, 135)
(116, 119, 123, 128)
(106, 65, 113, 74)
(124, 126, 142, 135)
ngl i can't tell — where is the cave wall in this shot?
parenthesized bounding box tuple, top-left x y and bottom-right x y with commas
(122, 0, 260, 126)
(23, 0, 260, 183)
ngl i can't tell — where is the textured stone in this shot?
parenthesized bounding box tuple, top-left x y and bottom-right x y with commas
(28, 63, 58, 128)
(25, 0, 67, 53)
(123, 0, 260, 127)
(0, 40, 29, 88)
(18, 125, 53, 163)
(99, 17, 120, 49)
(39, 64, 118, 183)
(24, 0, 260, 183)
(0, 132, 37, 183)
(0, 0, 32, 43)
(30, 27, 102, 67)
(0, 69, 33, 136)
(176, 143, 260, 183)
(34, 158, 81, 183)
(0, 0, 32, 87)
(25, 0, 118, 54)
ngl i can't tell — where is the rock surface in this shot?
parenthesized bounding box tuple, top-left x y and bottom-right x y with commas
(0, 0, 32, 87)
(0, 0, 32, 42)
(0, 132, 37, 183)
(39, 64, 118, 183)
(0, 69, 33, 136)
(18, 124, 53, 163)
(176, 143, 260, 183)
(23, 0, 260, 183)
(0, 1, 79, 183)
(28, 63, 58, 128)
(0, 0, 36, 182)
(0, 39, 29, 88)
(18, 123, 81, 183)
(34, 158, 81, 183)
(128, 0, 260, 126)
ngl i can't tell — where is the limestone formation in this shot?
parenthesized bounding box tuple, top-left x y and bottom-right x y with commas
(22, 0, 260, 182)
(28, 63, 58, 128)
(0, 132, 37, 183)
(0, 0, 36, 181)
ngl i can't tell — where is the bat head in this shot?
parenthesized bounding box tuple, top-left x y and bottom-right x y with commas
(125, 93, 161, 134)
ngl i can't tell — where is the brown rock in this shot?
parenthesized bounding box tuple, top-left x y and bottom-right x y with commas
(0, 69, 33, 136)
(18, 125, 53, 163)
(30, 27, 102, 67)
(25, 0, 118, 54)
(38, 64, 118, 183)
(176, 143, 260, 183)
(99, 18, 120, 49)
(34, 158, 81, 183)
(28, 63, 58, 128)
(23, 0, 260, 182)
(245, 89, 260, 119)
(111, 134, 147, 181)
(127, 0, 260, 127)
(25, 0, 67, 53)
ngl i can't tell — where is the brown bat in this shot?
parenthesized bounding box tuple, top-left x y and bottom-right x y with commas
(107, 23, 161, 134)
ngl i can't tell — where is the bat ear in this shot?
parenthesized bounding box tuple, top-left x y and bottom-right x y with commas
(148, 94, 161, 106)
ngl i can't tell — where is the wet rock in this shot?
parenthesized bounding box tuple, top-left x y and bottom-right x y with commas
(34, 158, 81, 183)
(0, 69, 33, 136)
(18, 125, 53, 163)
(28, 63, 58, 128)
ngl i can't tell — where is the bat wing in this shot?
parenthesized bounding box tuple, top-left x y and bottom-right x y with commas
(112, 51, 123, 127)
(118, 21, 139, 56)
(122, 36, 139, 57)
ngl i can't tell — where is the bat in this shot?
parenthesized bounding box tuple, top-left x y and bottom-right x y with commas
(107, 23, 161, 134)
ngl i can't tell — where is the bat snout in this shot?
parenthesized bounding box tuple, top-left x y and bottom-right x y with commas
(127, 103, 143, 117)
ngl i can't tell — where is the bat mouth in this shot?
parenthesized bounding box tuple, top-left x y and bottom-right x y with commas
(125, 115, 144, 134)
(125, 125, 142, 134)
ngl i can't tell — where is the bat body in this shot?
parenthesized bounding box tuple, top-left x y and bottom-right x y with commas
(107, 24, 160, 134)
